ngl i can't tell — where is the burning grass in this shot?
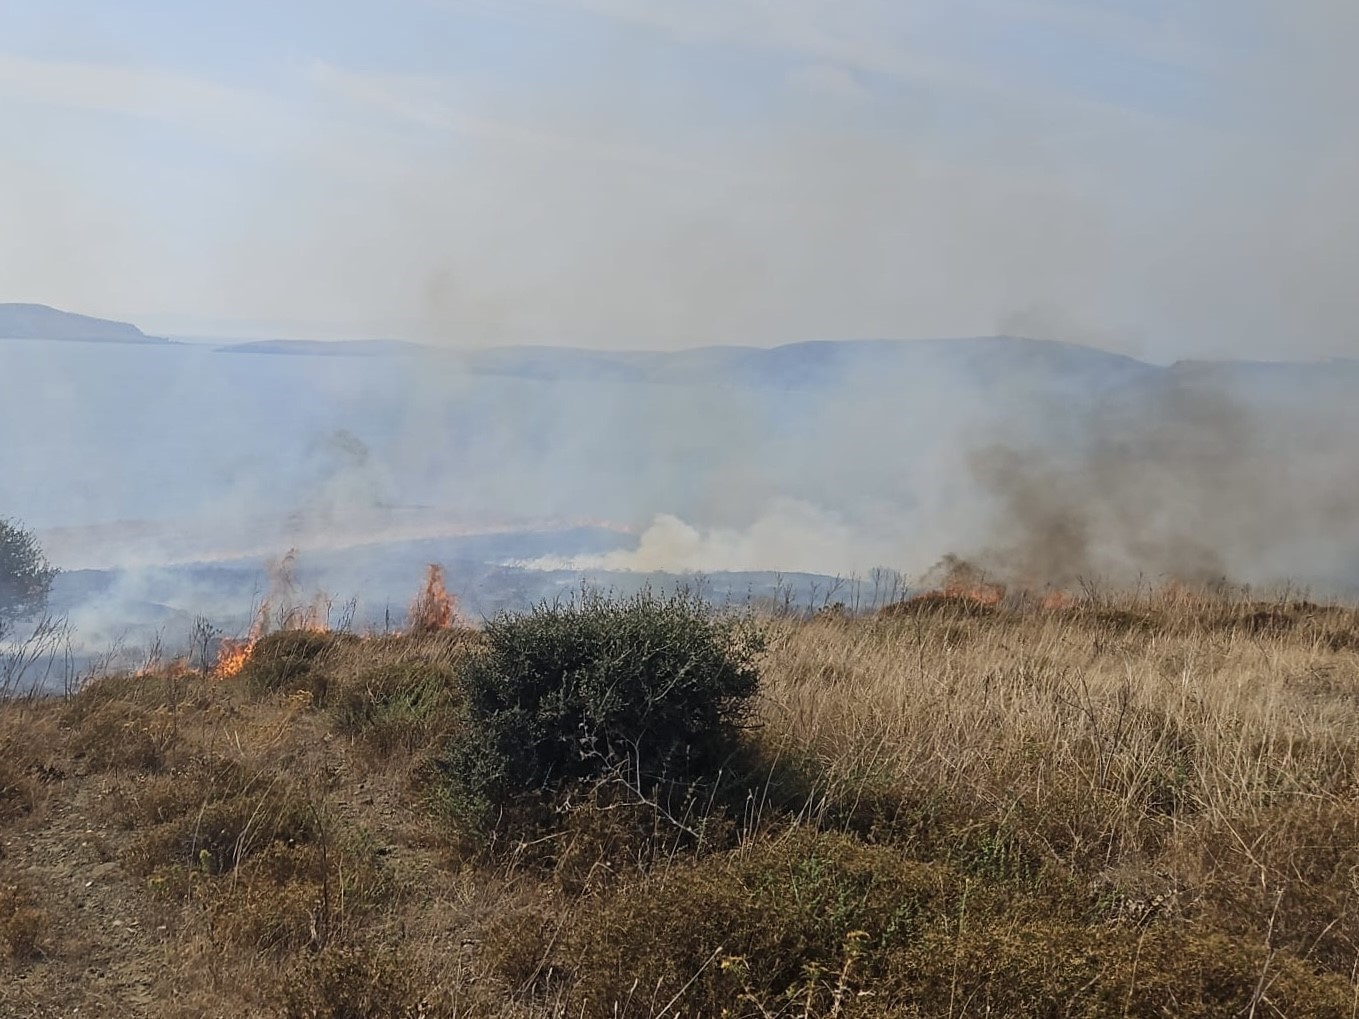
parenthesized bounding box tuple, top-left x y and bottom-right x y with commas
(3, 583, 1359, 1016)
(408, 563, 460, 634)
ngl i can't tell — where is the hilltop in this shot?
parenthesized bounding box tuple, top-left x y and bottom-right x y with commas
(0, 304, 167, 345)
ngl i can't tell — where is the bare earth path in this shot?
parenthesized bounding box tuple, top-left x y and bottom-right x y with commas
(4, 773, 171, 1018)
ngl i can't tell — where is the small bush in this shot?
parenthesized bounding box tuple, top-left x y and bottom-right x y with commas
(491, 827, 1356, 1019)
(489, 828, 961, 1014)
(1170, 800, 1359, 976)
(240, 630, 356, 701)
(281, 943, 424, 1019)
(207, 839, 394, 958)
(64, 698, 176, 774)
(441, 589, 764, 833)
(329, 661, 459, 754)
(0, 882, 46, 962)
(0, 755, 35, 824)
(129, 767, 315, 876)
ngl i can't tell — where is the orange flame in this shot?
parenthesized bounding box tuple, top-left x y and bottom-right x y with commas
(136, 656, 191, 679)
(211, 548, 331, 678)
(901, 556, 1088, 613)
(914, 556, 1006, 608)
(940, 580, 1006, 607)
(213, 599, 269, 679)
(409, 563, 458, 634)
(1040, 589, 1075, 611)
(212, 639, 254, 679)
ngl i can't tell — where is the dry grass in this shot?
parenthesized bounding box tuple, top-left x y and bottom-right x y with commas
(1, 592, 1358, 1017)
(0, 881, 48, 961)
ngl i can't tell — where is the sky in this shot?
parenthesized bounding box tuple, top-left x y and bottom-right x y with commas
(2, 1, 1358, 358)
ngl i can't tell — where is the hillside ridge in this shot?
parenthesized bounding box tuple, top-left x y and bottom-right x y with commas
(0, 303, 167, 345)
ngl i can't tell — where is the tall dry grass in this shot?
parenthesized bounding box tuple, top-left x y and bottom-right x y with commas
(758, 593, 1359, 969)
(4, 588, 1359, 1017)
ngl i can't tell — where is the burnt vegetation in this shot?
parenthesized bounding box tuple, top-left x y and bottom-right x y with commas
(3, 584, 1359, 1016)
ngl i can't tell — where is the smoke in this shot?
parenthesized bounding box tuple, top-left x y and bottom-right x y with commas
(524, 503, 870, 576)
(964, 370, 1359, 591)
(7, 2, 1359, 636)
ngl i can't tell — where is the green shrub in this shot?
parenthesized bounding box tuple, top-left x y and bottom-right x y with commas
(441, 589, 764, 833)
(240, 630, 356, 701)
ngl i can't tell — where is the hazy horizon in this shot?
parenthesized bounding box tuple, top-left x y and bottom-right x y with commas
(6, 300, 1357, 369)
(7, 3, 1359, 662)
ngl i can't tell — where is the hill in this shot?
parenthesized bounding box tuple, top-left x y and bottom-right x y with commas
(458, 334, 1156, 392)
(3, 589, 1358, 1016)
(0, 304, 167, 345)
(6, 306, 1359, 606)
(215, 338, 426, 357)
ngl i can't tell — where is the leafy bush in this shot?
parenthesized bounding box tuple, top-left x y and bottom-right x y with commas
(442, 589, 764, 832)
(0, 517, 56, 631)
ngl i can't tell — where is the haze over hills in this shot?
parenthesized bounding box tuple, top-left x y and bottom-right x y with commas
(217, 338, 427, 357)
(0, 303, 168, 345)
(213, 332, 1156, 392)
(5, 304, 1359, 671)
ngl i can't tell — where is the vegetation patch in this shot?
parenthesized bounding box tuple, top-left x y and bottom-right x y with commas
(127, 755, 316, 877)
(0, 881, 47, 962)
(439, 589, 765, 839)
(239, 630, 359, 701)
(329, 660, 461, 755)
(4, 586, 1359, 1017)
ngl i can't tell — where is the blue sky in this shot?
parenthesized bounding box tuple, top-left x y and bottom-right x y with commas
(2, 1, 1356, 357)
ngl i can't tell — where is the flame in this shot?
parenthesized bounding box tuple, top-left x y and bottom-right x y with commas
(213, 599, 269, 679)
(135, 656, 191, 679)
(211, 548, 332, 678)
(1040, 589, 1075, 611)
(212, 638, 253, 679)
(940, 580, 1006, 607)
(915, 555, 1006, 608)
(409, 563, 458, 634)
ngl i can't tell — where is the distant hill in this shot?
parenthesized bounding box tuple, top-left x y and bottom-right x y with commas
(8, 307, 1359, 601)
(459, 335, 1156, 392)
(216, 338, 426, 357)
(205, 332, 1155, 393)
(0, 303, 167, 344)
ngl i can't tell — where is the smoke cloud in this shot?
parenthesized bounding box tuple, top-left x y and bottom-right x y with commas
(964, 369, 1359, 592)
(6, 2, 1359, 647)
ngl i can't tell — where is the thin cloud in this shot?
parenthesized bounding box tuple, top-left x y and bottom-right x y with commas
(0, 53, 286, 151)
(307, 61, 704, 175)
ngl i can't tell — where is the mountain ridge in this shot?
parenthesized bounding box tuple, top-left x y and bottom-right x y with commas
(0, 303, 168, 344)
